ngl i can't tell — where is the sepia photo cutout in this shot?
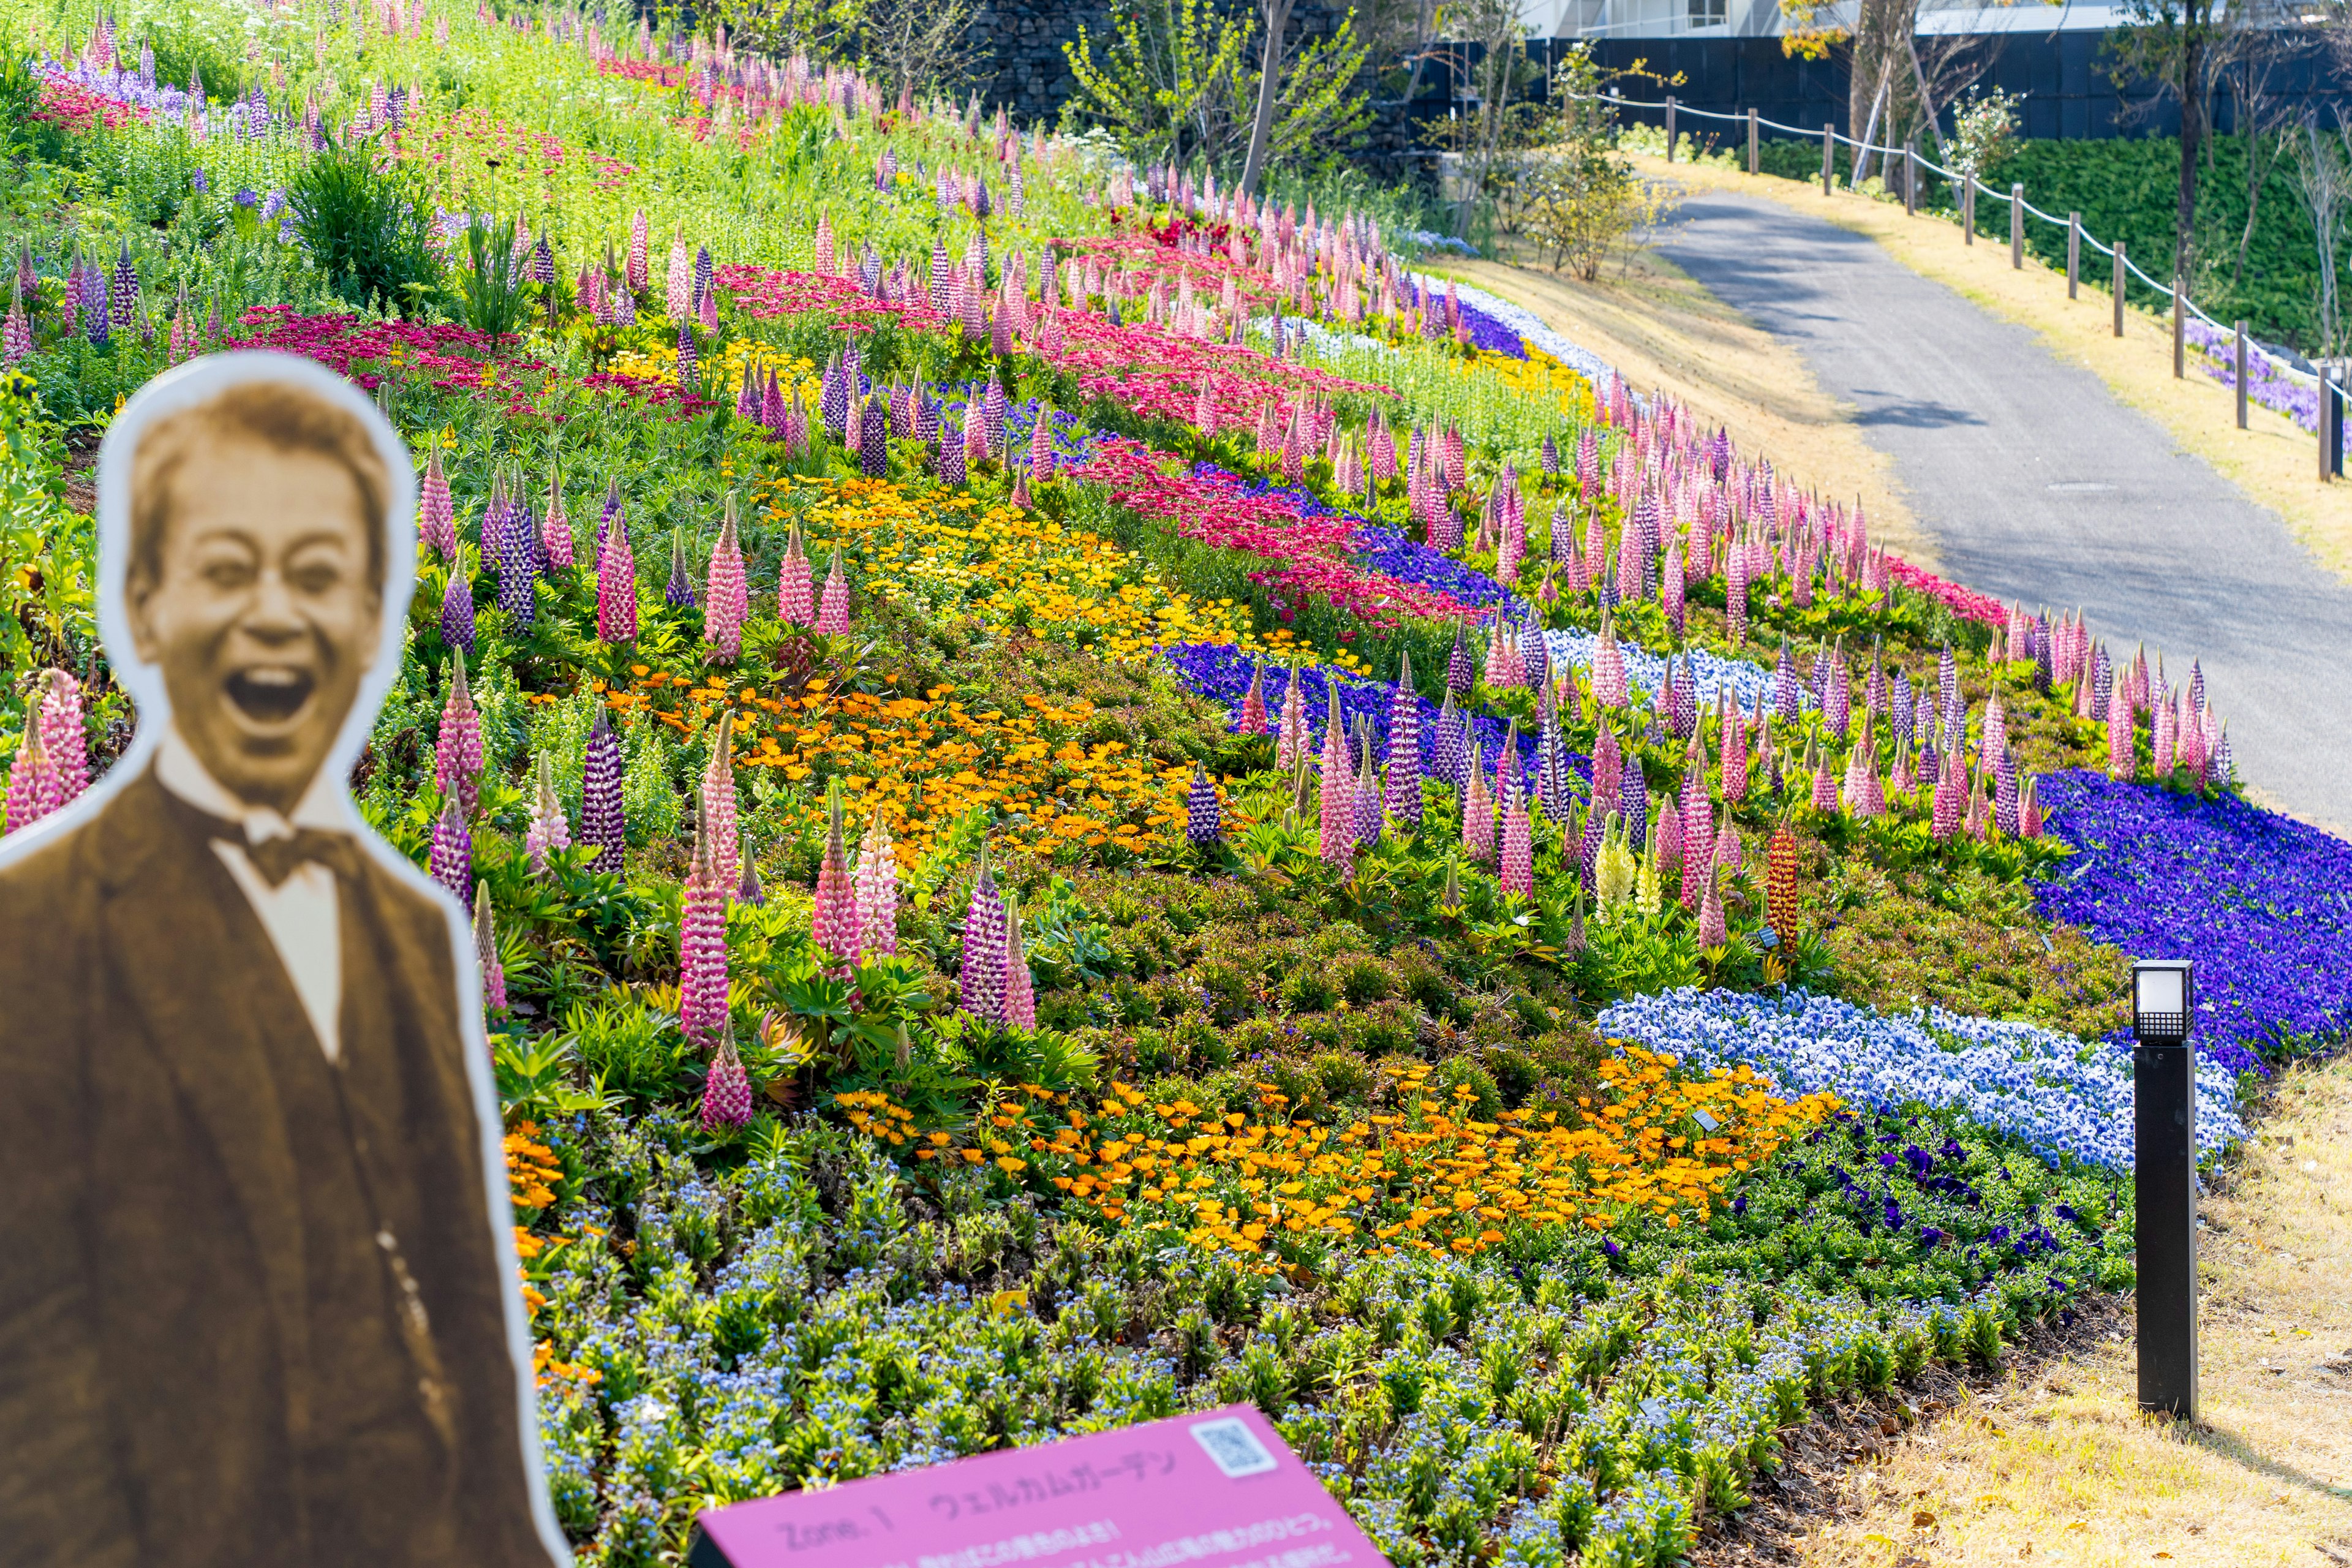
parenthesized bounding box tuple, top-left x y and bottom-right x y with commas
(0, 352, 570, 1567)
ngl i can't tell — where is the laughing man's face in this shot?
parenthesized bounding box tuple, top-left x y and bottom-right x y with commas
(128, 437, 382, 815)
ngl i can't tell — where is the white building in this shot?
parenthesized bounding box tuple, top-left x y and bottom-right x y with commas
(1539, 0, 2129, 40)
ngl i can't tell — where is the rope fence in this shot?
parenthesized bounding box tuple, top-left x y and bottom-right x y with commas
(1568, 89, 2351, 475)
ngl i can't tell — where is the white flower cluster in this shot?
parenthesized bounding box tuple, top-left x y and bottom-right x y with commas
(1596, 987, 2245, 1169)
(1542, 629, 1793, 715)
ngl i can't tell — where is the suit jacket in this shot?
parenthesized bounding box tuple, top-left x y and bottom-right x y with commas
(0, 767, 558, 1567)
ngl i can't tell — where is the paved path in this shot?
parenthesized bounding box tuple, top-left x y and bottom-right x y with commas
(1654, 188, 2352, 834)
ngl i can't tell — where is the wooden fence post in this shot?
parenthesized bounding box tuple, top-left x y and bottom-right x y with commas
(1822, 123, 1833, 194)
(2113, 242, 2127, 337)
(1747, 108, 1758, 174)
(1665, 96, 1677, 162)
(2067, 214, 2080, 299)
(2010, 185, 2023, 268)
(2236, 321, 2249, 430)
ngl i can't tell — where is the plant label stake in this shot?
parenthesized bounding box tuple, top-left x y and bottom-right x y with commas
(1747, 107, 1758, 174)
(2010, 184, 2024, 268)
(2067, 213, 2080, 299)
(2132, 959, 2196, 1420)
(1823, 123, 1834, 195)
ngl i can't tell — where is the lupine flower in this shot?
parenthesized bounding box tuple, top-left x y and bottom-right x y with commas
(1274, 663, 1306, 772)
(4, 714, 61, 834)
(701, 1030, 753, 1129)
(597, 506, 638, 643)
(679, 820, 731, 1050)
(1237, 662, 1267, 735)
(1499, 767, 1533, 898)
(3, 278, 29, 364)
(816, 546, 851, 635)
(1461, 740, 1495, 863)
(627, 208, 650, 291)
(665, 529, 698, 609)
(541, 473, 572, 570)
(439, 559, 475, 657)
(1317, 685, 1353, 867)
(666, 226, 692, 318)
(704, 502, 747, 659)
(1003, 894, 1036, 1031)
(1445, 617, 1474, 696)
(580, 707, 626, 866)
(960, 843, 1008, 1025)
(1765, 823, 1798, 938)
(854, 810, 899, 958)
(1696, 858, 1728, 948)
(418, 445, 455, 559)
(524, 751, 570, 872)
(1719, 695, 1748, 802)
(1186, 763, 1221, 845)
(1591, 612, 1627, 707)
(811, 777, 858, 970)
(701, 709, 740, 891)
(1994, 749, 2021, 837)
(777, 519, 813, 625)
(1384, 649, 1422, 826)
(1432, 688, 1465, 790)
(473, 883, 506, 1015)
(1352, 734, 1382, 849)
(434, 650, 484, 816)
(429, 798, 472, 906)
(37, 670, 87, 805)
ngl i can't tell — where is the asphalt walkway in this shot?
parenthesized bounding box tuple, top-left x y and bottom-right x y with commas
(1653, 187, 2352, 833)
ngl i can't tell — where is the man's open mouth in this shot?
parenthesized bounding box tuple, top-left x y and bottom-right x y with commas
(224, 667, 316, 724)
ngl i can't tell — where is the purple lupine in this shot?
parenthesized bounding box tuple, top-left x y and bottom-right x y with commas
(1445, 618, 1474, 697)
(1431, 688, 1466, 790)
(1535, 684, 1573, 827)
(85, 266, 108, 347)
(861, 395, 889, 478)
(1352, 733, 1382, 848)
(1186, 763, 1221, 845)
(676, 318, 698, 393)
(580, 707, 626, 867)
(492, 481, 535, 631)
(429, 798, 472, 906)
(1384, 649, 1422, 827)
(960, 844, 1008, 1025)
(665, 529, 698, 608)
(440, 559, 475, 655)
(1995, 748, 2021, 836)
(110, 241, 137, 329)
(939, 417, 968, 484)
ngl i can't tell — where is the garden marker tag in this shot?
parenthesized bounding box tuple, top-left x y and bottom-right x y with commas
(687, 1403, 1385, 1568)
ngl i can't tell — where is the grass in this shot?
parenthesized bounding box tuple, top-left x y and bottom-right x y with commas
(1635, 153, 2352, 589)
(1777, 1057, 2352, 1567)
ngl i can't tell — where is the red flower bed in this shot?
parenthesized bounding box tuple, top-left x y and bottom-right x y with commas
(716, 264, 948, 333)
(1081, 437, 1472, 628)
(34, 74, 148, 133)
(224, 307, 549, 420)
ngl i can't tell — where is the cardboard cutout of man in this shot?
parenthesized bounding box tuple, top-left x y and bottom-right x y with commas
(0, 355, 568, 1567)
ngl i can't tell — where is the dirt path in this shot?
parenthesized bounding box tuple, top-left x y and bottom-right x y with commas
(1440, 251, 1936, 570)
(1769, 1060, 2352, 1567)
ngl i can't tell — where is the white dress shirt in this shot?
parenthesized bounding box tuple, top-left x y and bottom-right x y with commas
(154, 727, 347, 1061)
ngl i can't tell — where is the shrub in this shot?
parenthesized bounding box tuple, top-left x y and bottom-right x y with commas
(284, 135, 444, 312)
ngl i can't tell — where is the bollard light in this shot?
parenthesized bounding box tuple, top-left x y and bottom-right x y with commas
(2131, 958, 2196, 1420)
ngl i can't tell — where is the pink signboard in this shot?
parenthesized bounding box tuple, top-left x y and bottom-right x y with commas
(687, 1404, 1387, 1568)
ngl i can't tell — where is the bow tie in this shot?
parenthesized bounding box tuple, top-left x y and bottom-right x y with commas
(235, 828, 364, 889)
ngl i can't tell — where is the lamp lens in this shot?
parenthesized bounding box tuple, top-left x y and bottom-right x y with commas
(2137, 968, 2185, 1016)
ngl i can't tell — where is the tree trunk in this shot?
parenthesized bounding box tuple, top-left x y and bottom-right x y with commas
(2176, 21, 2207, 282)
(1240, 0, 1295, 197)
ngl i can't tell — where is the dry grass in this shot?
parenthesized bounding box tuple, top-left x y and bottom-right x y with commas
(1636, 153, 2352, 586)
(1775, 1058, 2352, 1567)
(1433, 247, 1936, 569)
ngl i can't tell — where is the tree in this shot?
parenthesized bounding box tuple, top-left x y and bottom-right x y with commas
(1239, 0, 1295, 197)
(2108, 0, 2231, 282)
(1518, 44, 1679, 281)
(855, 0, 985, 104)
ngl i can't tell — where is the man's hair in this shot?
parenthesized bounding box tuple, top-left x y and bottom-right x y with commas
(128, 379, 391, 592)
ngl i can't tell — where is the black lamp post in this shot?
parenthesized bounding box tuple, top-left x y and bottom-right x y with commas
(2132, 958, 2197, 1419)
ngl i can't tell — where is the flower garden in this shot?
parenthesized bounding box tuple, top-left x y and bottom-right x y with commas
(3, 4, 2351, 1564)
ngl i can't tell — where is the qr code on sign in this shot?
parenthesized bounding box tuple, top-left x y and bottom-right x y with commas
(1190, 1417, 1277, 1477)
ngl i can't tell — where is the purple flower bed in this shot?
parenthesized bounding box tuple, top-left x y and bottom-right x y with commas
(1409, 278, 1527, 360)
(2034, 769, 2352, 1076)
(2183, 317, 2348, 444)
(1161, 641, 1585, 796)
(1188, 462, 1513, 612)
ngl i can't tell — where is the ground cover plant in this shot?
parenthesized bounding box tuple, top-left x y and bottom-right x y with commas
(0, 4, 2344, 1565)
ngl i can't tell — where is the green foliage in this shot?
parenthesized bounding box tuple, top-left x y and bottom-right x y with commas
(283, 134, 445, 312)
(457, 213, 534, 339)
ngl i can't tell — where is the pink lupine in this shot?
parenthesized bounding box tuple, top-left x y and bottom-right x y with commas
(1275, 665, 1306, 771)
(37, 669, 88, 805)
(1695, 857, 1728, 948)
(666, 224, 692, 318)
(703, 502, 747, 660)
(1656, 795, 1685, 880)
(434, 650, 485, 816)
(419, 445, 455, 559)
(1717, 695, 1747, 804)
(1317, 687, 1353, 867)
(1679, 731, 1712, 875)
(679, 822, 731, 1050)
(960, 845, 1008, 1025)
(1808, 746, 1839, 816)
(627, 208, 650, 292)
(1591, 613, 1628, 708)
(815, 546, 851, 635)
(854, 810, 899, 959)
(1002, 894, 1036, 1031)
(1981, 692, 2008, 771)
(1238, 662, 1268, 736)
(4, 715, 61, 835)
(1498, 772, 1533, 899)
(701, 708, 741, 891)
(1461, 742, 1496, 863)
(777, 520, 813, 625)
(2106, 680, 2134, 778)
(1964, 770, 1991, 840)
(811, 778, 859, 970)
(429, 798, 472, 906)
(541, 472, 573, 570)
(524, 751, 570, 872)
(1931, 749, 1963, 840)
(596, 507, 638, 643)
(3, 277, 28, 363)
(701, 1031, 753, 1129)
(2021, 775, 2044, 839)
(473, 883, 507, 1015)
(2152, 694, 2176, 775)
